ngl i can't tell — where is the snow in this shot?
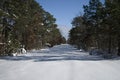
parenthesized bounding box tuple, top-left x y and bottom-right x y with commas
(0, 44, 120, 80)
(0, 43, 5, 45)
(12, 53, 17, 56)
(21, 48, 27, 54)
(13, 14, 18, 18)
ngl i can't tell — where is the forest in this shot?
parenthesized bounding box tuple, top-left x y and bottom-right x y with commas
(0, 0, 66, 56)
(0, 0, 120, 59)
(1, 0, 120, 79)
(68, 0, 120, 58)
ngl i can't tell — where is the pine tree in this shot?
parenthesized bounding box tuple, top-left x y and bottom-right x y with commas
(105, 0, 120, 56)
(0, 0, 64, 56)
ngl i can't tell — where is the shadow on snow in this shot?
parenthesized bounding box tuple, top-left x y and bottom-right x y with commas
(0, 44, 120, 62)
(0, 53, 119, 62)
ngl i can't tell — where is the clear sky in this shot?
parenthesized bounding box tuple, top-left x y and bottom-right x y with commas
(36, 0, 104, 39)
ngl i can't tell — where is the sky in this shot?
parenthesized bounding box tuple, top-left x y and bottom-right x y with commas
(36, 0, 104, 39)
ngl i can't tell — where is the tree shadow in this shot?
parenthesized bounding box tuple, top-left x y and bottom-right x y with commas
(0, 45, 120, 62)
(0, 53, 115, 62)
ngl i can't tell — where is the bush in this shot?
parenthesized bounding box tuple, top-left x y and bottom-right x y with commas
(89, 49, 104, 55)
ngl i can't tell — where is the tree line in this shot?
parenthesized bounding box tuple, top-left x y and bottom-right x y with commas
(68, 0, 120, 58)
(0, 0, 66, 56)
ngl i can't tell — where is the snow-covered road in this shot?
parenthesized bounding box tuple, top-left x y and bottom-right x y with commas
(0, 44, 120, 80)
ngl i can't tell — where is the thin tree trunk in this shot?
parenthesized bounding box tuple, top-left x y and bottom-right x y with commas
(108, 32, 112, 54)
(117, 35, 120, 56)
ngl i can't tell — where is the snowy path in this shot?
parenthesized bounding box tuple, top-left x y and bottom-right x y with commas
(0, 44, 120, 80)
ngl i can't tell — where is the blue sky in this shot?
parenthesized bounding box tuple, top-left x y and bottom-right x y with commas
(36, 0, 104, 39)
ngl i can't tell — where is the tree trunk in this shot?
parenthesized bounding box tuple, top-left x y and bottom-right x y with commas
(117, 35, 120, 56)
(107, 25, 113, 55)
(108, 32, 112, 54)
